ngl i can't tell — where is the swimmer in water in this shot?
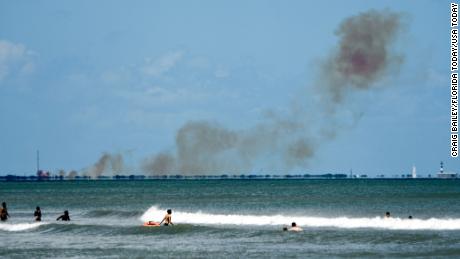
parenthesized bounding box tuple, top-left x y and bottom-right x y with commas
(56, 210, 70, 221)
(159, 209, 173, 226)
(34, 206, 42, 221)
(385, 212, 391, 218)
(289, 222, 303, 232)
(408, 215, 413, 219)
(0, 202, 9, 221)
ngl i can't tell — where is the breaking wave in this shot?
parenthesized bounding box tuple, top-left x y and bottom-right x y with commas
(0, 222, 46, 232)
(141, 206, 460, 230)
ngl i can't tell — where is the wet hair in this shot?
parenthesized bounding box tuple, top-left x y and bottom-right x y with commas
(408, 215, 413, 219)
(385, 212, 390, 217)
(291, 222, 297, 227)
(283, 227, 288, 231)
(64, 210, 69, 215)
(167, 209, 172, 214)
(2, 202, 6, 208)
(36, 206, 40, 210)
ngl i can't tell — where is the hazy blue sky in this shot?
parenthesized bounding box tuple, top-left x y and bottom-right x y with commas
(0, 0, 455, 176)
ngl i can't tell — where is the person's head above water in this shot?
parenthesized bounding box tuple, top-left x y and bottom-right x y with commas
(64, 210, 69, 215)
(36, 206, 40, 210)
(2, 202, 6, 208)
(167, 209, 172, 214)
(408, 215, 413, 219)
(385, 212, 390, 217)
(291, 222, 297, 227)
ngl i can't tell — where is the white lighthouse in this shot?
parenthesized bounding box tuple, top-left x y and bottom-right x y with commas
(412, 165, 417, 178)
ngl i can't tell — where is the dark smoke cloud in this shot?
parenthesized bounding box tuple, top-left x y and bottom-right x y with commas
(83, 153, 125, 178)
(176, 121, 238, 173)
(285, 139, 314, 167)
(322, 9, 404, 102)
(143, 121, 243, 175)
(142, 152, 176, 174)
(142, 9, 404, 175)
(142, 119, 314, 175)
(91, 9, 404, 176)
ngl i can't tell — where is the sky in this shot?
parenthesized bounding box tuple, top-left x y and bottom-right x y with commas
(0, 0, 456, 176)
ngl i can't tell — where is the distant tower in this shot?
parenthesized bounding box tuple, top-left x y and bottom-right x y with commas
(412, 165, 417, 178)
(36, 150, 40, 173)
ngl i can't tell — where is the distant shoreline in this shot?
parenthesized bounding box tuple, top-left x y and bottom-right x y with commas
(0, 174, 457, 182)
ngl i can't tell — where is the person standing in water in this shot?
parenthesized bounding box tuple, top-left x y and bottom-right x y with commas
(34, 206, 42, 221)
(0, 202, 9, 221)
(56, 210, 70, 221)
(159, 209, 173, 226)
(289, 222, 303, 232)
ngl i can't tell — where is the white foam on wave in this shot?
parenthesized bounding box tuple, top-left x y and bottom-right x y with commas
(0, 222, 46, 232)
(140, 206, 460, 230)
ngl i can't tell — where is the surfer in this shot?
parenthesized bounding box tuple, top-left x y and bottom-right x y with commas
(34, 206, 42, 221)
(0, 202, 9, 221)
(56, 210, 70, 221)
(159, 209, 173, 226)
(289, 222, 303, 232)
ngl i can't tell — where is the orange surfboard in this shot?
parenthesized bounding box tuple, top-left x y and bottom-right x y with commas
(143, 221, 161, 227)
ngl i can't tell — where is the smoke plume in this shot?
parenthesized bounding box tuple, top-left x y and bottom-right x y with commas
(68, 170, 78, 179)
(83, 153, 125, 178)
(86, 9, 405, 176)
(141, 9, 404, 175)
(321, 9, 403, 102)
(142, 118, 313, 174)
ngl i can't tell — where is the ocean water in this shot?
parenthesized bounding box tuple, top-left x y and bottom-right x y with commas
(1, 179, 460, 258)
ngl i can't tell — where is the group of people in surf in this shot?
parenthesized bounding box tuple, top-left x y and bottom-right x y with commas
(3, 201, 415, 231)
(149, 209, 304, 232)
(0, 202, 70, 222)
(283, 222, 303, 232)
(281, 211, 416, 232)
(384, 211, 413, 219)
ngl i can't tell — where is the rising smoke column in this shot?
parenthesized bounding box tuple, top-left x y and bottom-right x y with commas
(143, 121, 243, 175)
(142, 152, 176, 175)
(176, 121, 239, 173)
(67, 170, 78, 179)
(82, 153, 125, 178)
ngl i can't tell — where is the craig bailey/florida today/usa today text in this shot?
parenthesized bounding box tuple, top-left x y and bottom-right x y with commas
(451, 2, 458, 157)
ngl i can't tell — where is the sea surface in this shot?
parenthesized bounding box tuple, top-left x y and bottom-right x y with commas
(1, 179, 460, 258)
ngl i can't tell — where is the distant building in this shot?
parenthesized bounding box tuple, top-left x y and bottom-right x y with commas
(37, 170, 50, 179)
(437, 172, 457, 179)
(437, 161, 457, 179)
